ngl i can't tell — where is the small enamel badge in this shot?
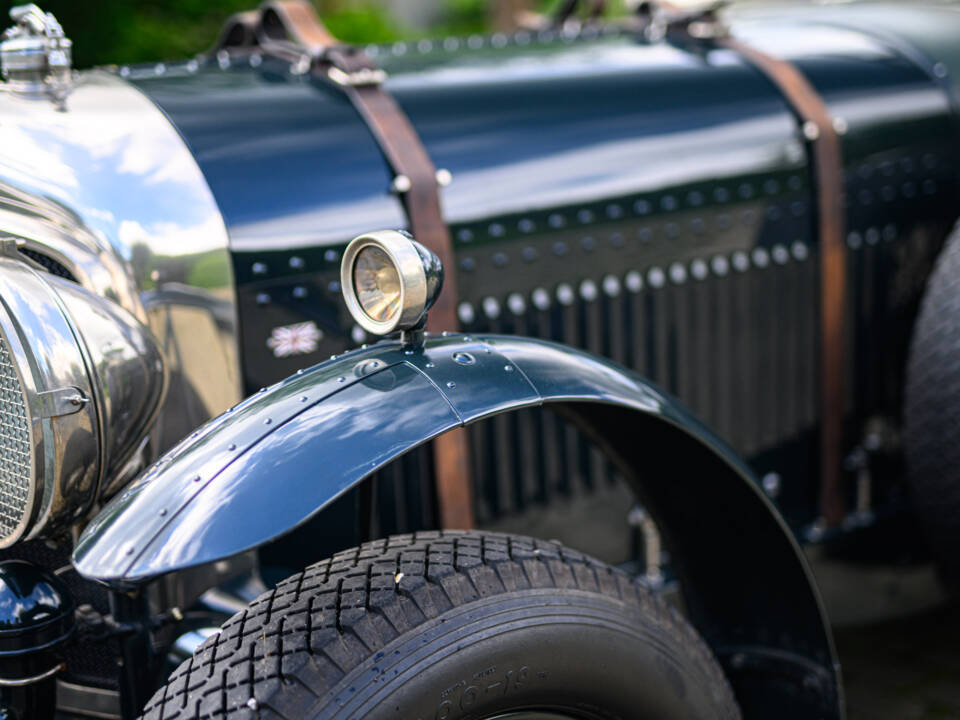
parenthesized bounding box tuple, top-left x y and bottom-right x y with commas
(267, 321, 323, 357)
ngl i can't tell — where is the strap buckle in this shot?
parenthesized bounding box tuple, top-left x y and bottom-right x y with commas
(327, 65, 386, 87)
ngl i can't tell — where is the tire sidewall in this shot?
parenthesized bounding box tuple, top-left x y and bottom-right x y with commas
(318, 589, 730, 720)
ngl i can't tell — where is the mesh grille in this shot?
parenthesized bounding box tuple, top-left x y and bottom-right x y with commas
(0, 331, 31, 540)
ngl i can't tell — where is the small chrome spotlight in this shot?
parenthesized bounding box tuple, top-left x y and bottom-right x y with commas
(340, 230, 443, 339)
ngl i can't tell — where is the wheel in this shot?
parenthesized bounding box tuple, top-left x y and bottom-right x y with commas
(140, 531, 740, 720)
(905, 221, 960, 581)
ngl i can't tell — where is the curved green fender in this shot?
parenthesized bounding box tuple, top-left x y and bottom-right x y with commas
(74, 334, 842, 720)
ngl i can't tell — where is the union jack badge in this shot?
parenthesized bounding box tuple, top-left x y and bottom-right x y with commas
(266, 321, 323, 357)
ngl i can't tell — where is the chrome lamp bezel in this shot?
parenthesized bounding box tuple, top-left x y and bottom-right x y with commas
(340, 230, 443, 337)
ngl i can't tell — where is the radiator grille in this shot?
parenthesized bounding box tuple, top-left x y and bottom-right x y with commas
(0, 329, 31, 542)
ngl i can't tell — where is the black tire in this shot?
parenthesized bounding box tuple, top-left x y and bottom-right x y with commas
(905, 221, 960, 581)
(141, 531, 739, 720)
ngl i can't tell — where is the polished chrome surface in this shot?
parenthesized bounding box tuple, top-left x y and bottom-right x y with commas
(0, 4, 71, 100)
(0, 254, 165, 544)
(341, 230, 443, 335)
(0, 255, 96, 546)
(0, 68, 241, 485)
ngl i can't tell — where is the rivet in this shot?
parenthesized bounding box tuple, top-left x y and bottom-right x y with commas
(425, 362, 436, 368)
(507, 293, 526, 315)
(580, 279, 598, 301)
(661, 195, 677, 211)
(446, 381, 456, 389)
(228, 444, 237, 451)
(292, 286, 308, 300)
(556, 283, 575, 306)
(255, 293, 270, 306)
(391, 175, 412, 194)
(625, 270, 643, 292)
(772, 245, 790, 264)
(125, 544, 135, 556)
(504, 365, 514, 373)
(648, 267, 666, 289)
(289, 256, 305, 269)
(732, 251, 750, 273)
(522, 246, 538, 262)
(532, 287, 551, 310)
(247, 698, 259, 711)
(457, 228, 474, 243)
(711, 255, 730, 277)
(669, 263, 687, 284)
(483, 297, 501, 319)
(518, 218, 535, 233)
(264, 418, 272, 425)
(548, 213, 566, 228)
(452, 352, 475, 365)
(791, 241, 809, 261)
(577, 209, 595, 224)
(752, 247, 770, 268)
(602, 274, 621, 296)
(159, 509, 168, 517)
(337, 377, 346, 383)
(934, 62, 948, 79)
(802, 121, 820, 141)
(154, 63, 166, 75)
(300, 396, 309, 402)
(458, 302, 476, 325)
(193, 475, 202, 483)
(762, 473, 781, 499)
(371, 361, 380, 368)
(250, 53, 263, 68)
(691, 259, 708, 280)
(492, 252, 508, 267)
(581, 236, 596, 252)
(436, 168, 453, 187)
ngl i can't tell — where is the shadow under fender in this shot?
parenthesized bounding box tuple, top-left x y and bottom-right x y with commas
(73, 334, 842, 720)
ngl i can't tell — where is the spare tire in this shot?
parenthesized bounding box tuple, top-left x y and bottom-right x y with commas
(905, 221, 960, 582)
(139, 531, 740, 720)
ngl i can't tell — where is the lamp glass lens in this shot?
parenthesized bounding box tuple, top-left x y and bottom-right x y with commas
(353, 246, 402, 324)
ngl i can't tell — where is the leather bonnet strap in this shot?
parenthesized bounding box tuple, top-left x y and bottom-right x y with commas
(220, 1, 475, 530)
(644, 1, 848, 526)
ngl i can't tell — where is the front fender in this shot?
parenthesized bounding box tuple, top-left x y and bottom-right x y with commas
(74, 333, 842, 719)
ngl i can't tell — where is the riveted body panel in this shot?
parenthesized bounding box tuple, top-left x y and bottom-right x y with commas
(129, 8, 959, 533)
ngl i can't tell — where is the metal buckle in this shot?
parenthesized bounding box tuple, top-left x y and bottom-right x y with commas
(327, 65, 386, 87)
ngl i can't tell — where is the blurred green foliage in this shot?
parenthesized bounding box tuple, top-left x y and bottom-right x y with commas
(11, 0, 502, 68)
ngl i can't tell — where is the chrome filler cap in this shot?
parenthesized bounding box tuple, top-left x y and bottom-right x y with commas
(1, 4, 71, 99)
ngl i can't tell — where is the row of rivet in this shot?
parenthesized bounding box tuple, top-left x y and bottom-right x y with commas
(115, 24, 626, 80)
(457, 241, 816, 323)
(364, 25, 624, 58)
(456, 180, 807, 244)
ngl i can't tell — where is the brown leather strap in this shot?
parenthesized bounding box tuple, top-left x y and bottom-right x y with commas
(715, 37, 848, 528)
(230, 1, 475, 530)
(638, 2, 848, 526)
